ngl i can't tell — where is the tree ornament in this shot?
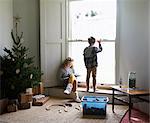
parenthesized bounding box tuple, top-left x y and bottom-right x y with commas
(16, 69, 20, 74)
(30, 74, 33, 79)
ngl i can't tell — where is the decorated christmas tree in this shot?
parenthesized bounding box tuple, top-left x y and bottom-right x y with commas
(0, 17, 43, 98)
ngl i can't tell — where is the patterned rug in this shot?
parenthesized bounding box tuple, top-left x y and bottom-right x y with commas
(120, 109, 149, 123)
(0, 97, 128, 123)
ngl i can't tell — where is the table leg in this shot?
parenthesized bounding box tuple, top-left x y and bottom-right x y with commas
(129, 95, 132, 121)
(112, 88, 115, 113)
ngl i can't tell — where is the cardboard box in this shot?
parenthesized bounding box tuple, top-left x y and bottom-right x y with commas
(18, 102, 31, 110)
(19, 93, 32, 103)
(32, 96, 49, 106)
(7, 104, 18, 113)
(0, 98, 8, 114)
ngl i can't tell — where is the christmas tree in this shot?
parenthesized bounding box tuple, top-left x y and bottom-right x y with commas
(0, 17, 43, 99)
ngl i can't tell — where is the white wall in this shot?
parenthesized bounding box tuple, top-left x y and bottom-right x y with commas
(119, 0, 149, 89)
(119, 0, 149, 114)
(148, 0, 150, 88)
(13, 0, 40, 67)
(0, 0, 13, 99)
(0, 0, 13, 56)
(149, 0, 150, 113)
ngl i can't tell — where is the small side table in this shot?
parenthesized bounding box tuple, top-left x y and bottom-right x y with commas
(111, 85, 149, 120)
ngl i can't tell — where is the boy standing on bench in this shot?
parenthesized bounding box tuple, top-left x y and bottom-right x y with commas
(83, 37, 103, 92)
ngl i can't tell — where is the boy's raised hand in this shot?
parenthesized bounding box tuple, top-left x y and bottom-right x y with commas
(97, 39, 102, 44)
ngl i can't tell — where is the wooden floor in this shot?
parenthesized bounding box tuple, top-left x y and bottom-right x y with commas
(0, 97, 128, 123)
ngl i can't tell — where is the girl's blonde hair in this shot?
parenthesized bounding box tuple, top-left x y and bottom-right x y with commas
(62, 57, 74, 68)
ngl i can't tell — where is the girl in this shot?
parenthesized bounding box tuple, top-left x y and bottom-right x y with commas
(59, 57, 81, 102)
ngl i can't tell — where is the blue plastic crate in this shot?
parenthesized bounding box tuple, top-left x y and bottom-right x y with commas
(81, 96, 109, 116)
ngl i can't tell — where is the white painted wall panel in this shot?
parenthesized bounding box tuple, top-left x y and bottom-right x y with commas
(44, 43, 62, 87)
(40, 0, 66, 87)
(45, 1, 65, 41)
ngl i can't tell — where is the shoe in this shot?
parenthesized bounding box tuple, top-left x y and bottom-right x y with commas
(64, 89, 70, 94)
(73, 91, 81, 103)
(74, 97, 81, 103)
(64, 83, 73, 95)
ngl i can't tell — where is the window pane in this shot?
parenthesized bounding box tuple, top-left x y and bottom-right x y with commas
(69, 42, 115, 84)
(69, 0, 116, 40)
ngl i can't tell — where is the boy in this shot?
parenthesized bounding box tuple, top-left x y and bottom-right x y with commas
(83, 36, 102, 92)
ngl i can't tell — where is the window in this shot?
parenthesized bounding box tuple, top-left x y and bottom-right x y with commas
(68, 0, 116, 84)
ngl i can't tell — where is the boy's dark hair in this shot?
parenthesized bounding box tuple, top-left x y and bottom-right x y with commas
(88, 36, 95, 45)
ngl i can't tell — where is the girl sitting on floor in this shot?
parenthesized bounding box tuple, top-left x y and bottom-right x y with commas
(59, 57, 81, 103)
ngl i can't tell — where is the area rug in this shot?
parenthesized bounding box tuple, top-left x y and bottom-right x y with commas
(0, 97, 128, 123)
(120, 109, 149, 123)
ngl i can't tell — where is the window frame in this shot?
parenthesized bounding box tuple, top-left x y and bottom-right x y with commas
(66, 0, 119, 85)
